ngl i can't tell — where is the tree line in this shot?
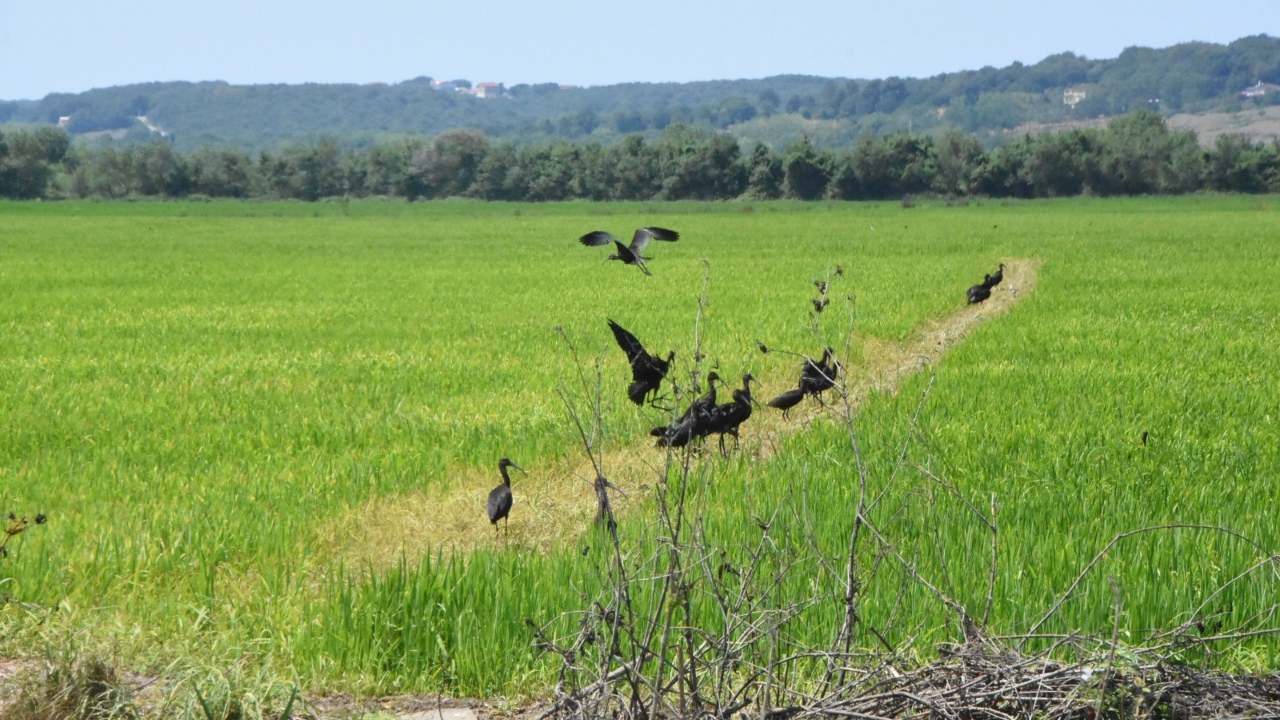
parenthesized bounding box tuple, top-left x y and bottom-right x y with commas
(2, 112, 1278, 202)
(4, 36, 1277, 151)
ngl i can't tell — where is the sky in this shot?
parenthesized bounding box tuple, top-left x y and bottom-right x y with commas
(2, 0, 1277, 100)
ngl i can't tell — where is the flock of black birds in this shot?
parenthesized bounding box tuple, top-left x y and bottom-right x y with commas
(485, 230, 1008, 533)
(966, 262, 1005, 305)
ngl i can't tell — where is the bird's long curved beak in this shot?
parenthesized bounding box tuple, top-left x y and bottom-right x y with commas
(511, 462, 526, 473)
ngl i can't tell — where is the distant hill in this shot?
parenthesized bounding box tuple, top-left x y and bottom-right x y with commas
(2, 35, 1279, 151)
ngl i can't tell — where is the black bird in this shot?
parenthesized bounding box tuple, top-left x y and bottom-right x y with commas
(652, 371, 721, 448)
(812, 297, 829, 314)
(607, 319, 674, 406)
(987, 263, 1005, 288)
(768, 348, 839, 417)
(707, 373, 756, 455)
(966, 283, 991, 304)
(579, 227, 680, 276)
(766, 388, 805, 418)
(800, 347, 838, 397)
(486, 458, 525, 535)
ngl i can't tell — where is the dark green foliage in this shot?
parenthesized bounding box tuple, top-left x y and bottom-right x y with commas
(782, 137, 832, 200)
(4, 113, 1280, 201)
(0, 126, 69, 198)
(745, 142, 783, 199)
(5, 36, 1278, 151)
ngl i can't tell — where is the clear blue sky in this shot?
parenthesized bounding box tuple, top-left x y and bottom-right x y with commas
(2, 0, 1277, 100)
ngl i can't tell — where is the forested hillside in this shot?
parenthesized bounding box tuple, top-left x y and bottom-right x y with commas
(2, 36, 1278, 151)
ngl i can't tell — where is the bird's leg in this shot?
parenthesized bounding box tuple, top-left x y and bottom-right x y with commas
(719, 435, 727, 458)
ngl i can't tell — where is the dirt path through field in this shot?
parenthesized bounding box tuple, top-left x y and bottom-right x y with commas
(318, 259, 1039, 569)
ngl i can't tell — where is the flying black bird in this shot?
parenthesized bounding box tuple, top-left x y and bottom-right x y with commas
(707, 373, 757, 455)
(987, 263, 1005, 288)
(607, 319, 674, 406)
(486, 458, 525, 535)
(812, 297, 829, 314)
(815, 280, 828, 294)
(966, 283, 991, 304)
(652, 371, 721, 448)
(579, 227, 680, 276)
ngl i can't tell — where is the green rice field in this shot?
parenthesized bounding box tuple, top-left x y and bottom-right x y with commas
(1, 197, 1278, 700)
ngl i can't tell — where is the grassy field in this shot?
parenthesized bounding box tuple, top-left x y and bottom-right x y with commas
(1, 197, 1278, 702)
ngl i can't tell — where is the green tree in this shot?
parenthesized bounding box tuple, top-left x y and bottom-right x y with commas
(745, 143, 782, 199)
(134, 143, 190, 196)
(0, 127, 70, 199)
(190, 148, 253, 197)
(932, 129, 984, 195)
(782, 137, 831, 200)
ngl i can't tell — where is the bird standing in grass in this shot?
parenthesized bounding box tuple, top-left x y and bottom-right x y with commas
(767, 347, 839, 417)
(967, 283, 992, 304)
(766, 387, 805, 418)
(607, 319, 674, 406)
(987, 263, 1005, 288)
(708, 373, 757, 455)
(486, 458, 524, 536)
(579, 227, 680, 276)
(652, 371, 721, 448)
(797, 347, 838, 397)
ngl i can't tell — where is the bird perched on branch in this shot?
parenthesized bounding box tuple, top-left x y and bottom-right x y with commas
(607, 319, 674, 406)
(579, 227, 679, 276)
(486, 458, 525, 536)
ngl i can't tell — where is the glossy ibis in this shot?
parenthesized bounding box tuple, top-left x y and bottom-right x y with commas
(652, 371, 721, 448)
(708, 373, 756, 454)
(800, 347, 838, 397)
(966, 283, 991, 304)
(767, 347, 839, 417)
(987, 263, 1005, 288)
(607, 319, 673, 406)
(579, 227, 679, 276)
(486, 458, 524, 535)
(766, 387, 805, 418)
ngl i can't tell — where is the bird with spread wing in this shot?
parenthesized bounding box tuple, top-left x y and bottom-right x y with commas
(579, 226, 680, 276)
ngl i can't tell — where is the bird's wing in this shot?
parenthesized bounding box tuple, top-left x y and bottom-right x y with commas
(613, 240, 636, 260)
(607, 319, 648, 365)
(629, 226, 680, 253)
(486, 485, 512, 520)
(643, 226, 680, 241)
(580, 231, 617, 247)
